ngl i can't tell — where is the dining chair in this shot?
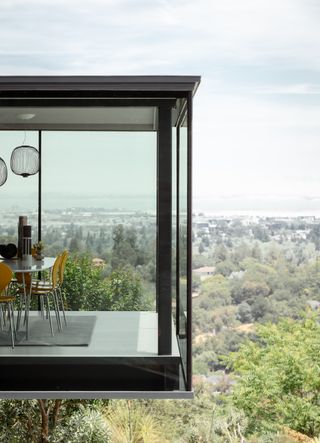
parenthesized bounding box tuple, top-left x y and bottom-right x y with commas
(0, 262, 16, 348)
(57, 250, 69, 326)
(15, 272, 31, 330)
(29, 255, 63, 336)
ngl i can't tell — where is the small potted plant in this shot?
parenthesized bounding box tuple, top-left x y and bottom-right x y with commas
(33, 241, 44, 260)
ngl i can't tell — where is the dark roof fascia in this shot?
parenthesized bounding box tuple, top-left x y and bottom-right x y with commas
(0, 76, 201, 96)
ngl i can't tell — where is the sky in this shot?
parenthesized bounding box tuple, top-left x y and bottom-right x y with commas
(0, 0, 320, 213)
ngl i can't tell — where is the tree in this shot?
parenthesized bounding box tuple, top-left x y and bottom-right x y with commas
(198, 241, 205, 254)
(237, 302, 253, 323)
(62, 254, 106, 310)
(62, 254, 144, 311)
(69, 237, 82, 253)
(252, 225, 270, 242)
(215, 259, 236, 277)
(231, 279, 270, 304)
(0, 399, 101, 443)
(214, 244, 228, 262)
(200, 274, 232, 307)
(111, 225, 139, 269)
(53, 406, 111, 442)
(308, 224, 320, 251)
(251, 242, 262, 261)
(228, 315, 320, 437)
(104, 268, 144, 311)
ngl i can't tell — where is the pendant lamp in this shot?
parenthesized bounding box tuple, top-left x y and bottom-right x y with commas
(10, 145, 39, 177)
(0, 157, 7, 186)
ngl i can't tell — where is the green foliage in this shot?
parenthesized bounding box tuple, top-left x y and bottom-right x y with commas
(237, 301, 253, 323)
(193, 350, 218, 375)
(62, 254, 107, 310)
(53, 406, 111, 443)
(0, 400, 102, 442)
(146, 383, 248, 443)
(215, 259, 236, 277)
(200, 274, 232, 307)
(62, 254, 146, 311)
(104, 268, 145, 311)
(252, 225, 270, 242)
(111, 224, 138, 269)
(228, 315, 320, 437)
(105, 400, 166, 443)
(0, 400, 39, 442)
(308, 224, 320, 251)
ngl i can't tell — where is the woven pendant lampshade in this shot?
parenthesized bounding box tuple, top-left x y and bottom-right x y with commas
(10, 145, 39, 177)
(0, 157, 7, 186)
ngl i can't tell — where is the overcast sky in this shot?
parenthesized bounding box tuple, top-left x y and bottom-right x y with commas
(0, 0, 320, 211)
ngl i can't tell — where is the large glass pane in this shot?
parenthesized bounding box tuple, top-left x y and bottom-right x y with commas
(42, 130, 157, 314)
(178, 112, 188, 379)
(0, 131, 38, 245)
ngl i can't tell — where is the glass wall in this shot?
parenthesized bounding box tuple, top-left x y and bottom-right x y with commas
(0, 131, 39, 244)
(42, 131, 157, 312)
(178, 111, 189, 381)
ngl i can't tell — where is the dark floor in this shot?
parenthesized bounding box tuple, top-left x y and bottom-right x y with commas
(0, 311, 180, 357)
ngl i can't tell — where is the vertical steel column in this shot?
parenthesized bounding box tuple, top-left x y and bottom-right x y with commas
(38, 130, 42, 242)
(175, 125, 180, 336)
(157, 105, 172, 355)
(37, 131, 42, 309)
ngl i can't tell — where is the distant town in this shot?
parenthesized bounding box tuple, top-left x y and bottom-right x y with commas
(0, 206, 319, 255)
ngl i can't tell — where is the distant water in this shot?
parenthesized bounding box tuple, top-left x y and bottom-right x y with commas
(0, 194, 156, 212)
(193, 195, 320, 217)
(1, 193, 320, 216)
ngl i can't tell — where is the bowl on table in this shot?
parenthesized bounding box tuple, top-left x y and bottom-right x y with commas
(0, 243, 18, 259)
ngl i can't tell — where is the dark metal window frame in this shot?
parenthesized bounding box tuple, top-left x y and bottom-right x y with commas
(175, 94, 193, 391)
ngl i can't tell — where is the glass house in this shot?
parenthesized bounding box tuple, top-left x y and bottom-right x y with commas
(0, 76, 200, 398)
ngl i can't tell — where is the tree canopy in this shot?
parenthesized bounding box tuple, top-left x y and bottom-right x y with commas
(228, 314, 320, 437)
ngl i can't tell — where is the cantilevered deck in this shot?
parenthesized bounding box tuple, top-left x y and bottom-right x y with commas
(0, 312, 183, 396)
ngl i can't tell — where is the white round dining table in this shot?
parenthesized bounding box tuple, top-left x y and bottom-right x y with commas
(0, 256, 56, 340)
(0, 257, 55, 273)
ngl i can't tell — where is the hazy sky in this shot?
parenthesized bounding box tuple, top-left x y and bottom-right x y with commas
(0, 0, 320, 210)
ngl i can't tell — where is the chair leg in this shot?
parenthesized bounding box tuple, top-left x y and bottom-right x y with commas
(0, 305, 3, 331)
(52, 291, 62, 332)
(10, 303, 16, 340)
(58, 287, 67, 326)
(16, 298, 21, 331)
(1, 306, 7, 327)
(25, 294, 31, 341)
(40, 296, 45, 319)
(45, 297, 54, 337)
(8, 303, 15, 349)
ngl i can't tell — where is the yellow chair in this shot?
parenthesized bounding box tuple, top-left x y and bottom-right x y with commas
(30, 255, 63, 336)
(36, 250, 69, 327)
(0, 262, 16, 348)
(57, 250, 69, 326)
(14, 272, 32, 331)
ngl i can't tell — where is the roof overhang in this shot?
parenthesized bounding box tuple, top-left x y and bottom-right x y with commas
(0, 76, 200, 131)
(0, 75, 201, 96)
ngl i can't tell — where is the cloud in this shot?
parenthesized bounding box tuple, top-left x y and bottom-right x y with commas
(193, 92, 320, 197)
(1, 0, 320, 205)
(1, 0, 320, 76)
(251, 84, 320, 95)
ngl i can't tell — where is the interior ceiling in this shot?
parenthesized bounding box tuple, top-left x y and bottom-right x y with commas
(0, 106, 180, 131)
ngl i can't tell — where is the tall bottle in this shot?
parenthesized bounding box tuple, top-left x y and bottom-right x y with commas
(18, 216, 28, 259)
